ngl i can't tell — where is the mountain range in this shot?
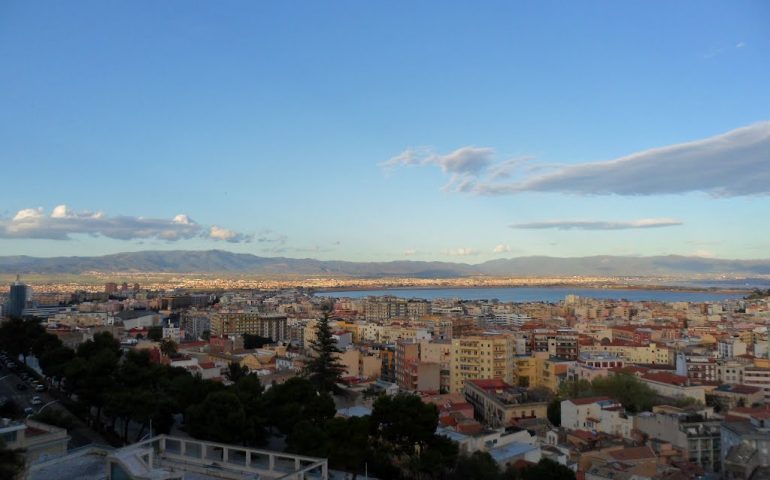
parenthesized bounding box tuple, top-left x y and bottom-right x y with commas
(2, 250, 770, 278)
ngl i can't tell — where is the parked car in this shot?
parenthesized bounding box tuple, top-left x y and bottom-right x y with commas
(7, 362, 17, 369)
(24, 407, 34, 416)
(31, 396, 43, 406)
(35, 385, 46, 392)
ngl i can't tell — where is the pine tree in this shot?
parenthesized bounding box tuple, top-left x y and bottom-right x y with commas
(304, 308, 346, 393)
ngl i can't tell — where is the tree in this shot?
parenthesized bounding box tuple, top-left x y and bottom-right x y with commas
(303, 309, 346, 393)
(370, 393, 439, 455)
(325, 416, 371, 478)
(449, 451, 500, 480)
(147, 326, 163, 342)
(159, 339, 178, 357)
(504, 458, 575, 480)
(186, 391, 246, 444)
(225, 362, 249, 383)
(0, 318, 44, 365)
(591, 372, 655, 413)
(263, 377, 335, 436)
(547, 399, 562, 427)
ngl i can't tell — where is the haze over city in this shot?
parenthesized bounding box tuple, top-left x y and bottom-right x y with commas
(2, 2, 769, 263)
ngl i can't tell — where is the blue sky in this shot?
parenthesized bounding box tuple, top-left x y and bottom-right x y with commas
(1, 1, 769, 262)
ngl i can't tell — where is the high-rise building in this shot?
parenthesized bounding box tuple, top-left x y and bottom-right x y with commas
(6, 275, 31, 318)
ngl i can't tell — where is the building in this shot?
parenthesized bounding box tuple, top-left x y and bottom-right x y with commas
(6, 276, 31, 318)
(640, 372, 706, 403)
(450, 334, 515, 393)
(28, 434, 328, 480)
(0, 418, 69, 466)
(463, 379, 549, 428)
(722, 414, 770, 479)
(210, 312, 288, 341)
(635, 406, 722, 473)
(560, 396, 632, 439)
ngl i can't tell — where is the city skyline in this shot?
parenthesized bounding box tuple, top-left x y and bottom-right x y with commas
(2, 2, 769, 262)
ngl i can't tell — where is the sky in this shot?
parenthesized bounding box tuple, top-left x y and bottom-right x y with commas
(1, 1, 769, 262)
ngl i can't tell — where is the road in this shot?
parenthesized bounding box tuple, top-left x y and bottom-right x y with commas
(0, 358, 108, 448)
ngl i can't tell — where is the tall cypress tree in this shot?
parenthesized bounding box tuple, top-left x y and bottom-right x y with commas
(304, 308, 346, 393)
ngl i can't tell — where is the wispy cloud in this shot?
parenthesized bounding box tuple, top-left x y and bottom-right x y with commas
(478, 122, 770, 197)
(445, 247, 480, 257)
(385, 122, 770, 198)
(0, 205, 253, 243)
(511, 218, 683, 230)
(403, 249, 417, 256)
(703, 41, 747, 59)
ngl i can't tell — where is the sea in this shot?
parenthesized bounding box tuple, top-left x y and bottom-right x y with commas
(316, 286, 749, 303)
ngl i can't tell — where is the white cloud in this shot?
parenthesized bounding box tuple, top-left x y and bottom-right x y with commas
(403, 249, 417, 256)
(208, 225, 250, 243)
(511, 218, 683, 230)
(478, 122, 770, 197)
(492, 244, 512, 253)
(445, 248, 480, 257)
(0, 205, 252, 243)
(381, 146, 498, 192)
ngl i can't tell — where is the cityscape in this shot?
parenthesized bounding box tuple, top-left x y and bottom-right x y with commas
(1, 1, 770, 480)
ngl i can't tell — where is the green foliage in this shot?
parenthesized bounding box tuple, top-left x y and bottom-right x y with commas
(0, 317, 45, 364)
(557, 378, 593, 400)
(547, 399, 562, 427)
(186, 391, 246, 444)
(591, 372, 655, 413)
(370, 393, 439, 455)
(449, 451, 499, 480)
(159, 339, 178, 357)
(557, 372, 655, 414)
(263, 377, 335, 436)
(225, 362, 249, 383)
(303, 310, 346, 393)
(503, 458, 575, 480)
(147, 326, 163, 342)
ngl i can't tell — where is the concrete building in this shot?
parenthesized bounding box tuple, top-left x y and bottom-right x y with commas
(0, 418, 69, 466)
(450, 334, 515, 393)
(211, 312, 288, 341)
(463, 379, 549, 428)
(560, 396, 632, 439)
(635, 406, 721, 473)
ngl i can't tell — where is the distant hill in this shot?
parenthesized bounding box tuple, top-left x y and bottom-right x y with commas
(2, 250, 770, 278)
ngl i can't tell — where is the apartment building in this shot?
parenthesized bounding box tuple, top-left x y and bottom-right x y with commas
(463, 379, 549, 428)
(450, 334, 514, 393)
(211, 312, 288, 341)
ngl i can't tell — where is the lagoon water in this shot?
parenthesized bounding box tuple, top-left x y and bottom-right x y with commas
(317, 286, 743, 303)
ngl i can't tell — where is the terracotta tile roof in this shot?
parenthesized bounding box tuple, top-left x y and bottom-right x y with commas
(609, 445, 656, 461)
(641, 372, 689, 386)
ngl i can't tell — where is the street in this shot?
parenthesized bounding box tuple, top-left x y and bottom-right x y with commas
(0, 355, 108, 448)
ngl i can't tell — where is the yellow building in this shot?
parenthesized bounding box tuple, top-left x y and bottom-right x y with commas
(450, 334, 515, 393)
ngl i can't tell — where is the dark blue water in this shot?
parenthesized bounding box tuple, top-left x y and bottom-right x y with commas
(317, 286, 743, 303)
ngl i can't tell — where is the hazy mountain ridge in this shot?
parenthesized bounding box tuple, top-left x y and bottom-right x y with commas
(2, 250, 770, 277)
